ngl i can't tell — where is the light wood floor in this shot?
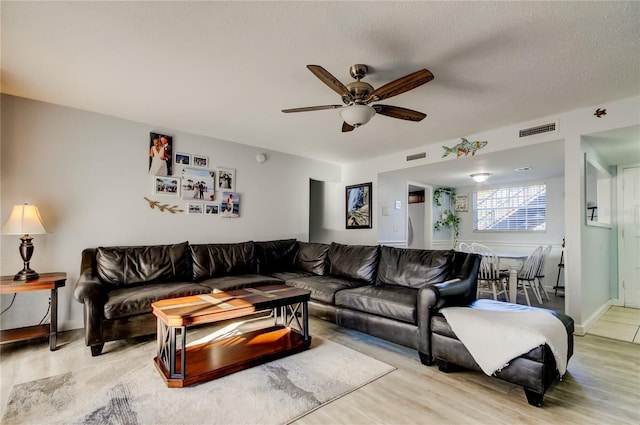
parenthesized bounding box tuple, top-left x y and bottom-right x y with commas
(1, 317, 638, 424)
(588, 306, 640, 344)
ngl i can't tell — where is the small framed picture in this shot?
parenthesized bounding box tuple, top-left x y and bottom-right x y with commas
(154, 176, 180, 197)
(205, 203, 219, 215)
(216, 167, 236, 191)
(193, 155, 209, 168)
(187, 202, 204, 214)
(175, 152, 191, 166)
(220, 192, 239, 218)
(149, 132, 173, 176)
(454, 194, 469, 212)
(346, 182, 372, 229)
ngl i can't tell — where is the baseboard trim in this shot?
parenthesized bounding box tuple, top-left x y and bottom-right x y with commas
(575, 300, 613, 335)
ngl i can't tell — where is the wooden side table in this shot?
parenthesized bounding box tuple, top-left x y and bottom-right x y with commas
(0, 272, 66, 351)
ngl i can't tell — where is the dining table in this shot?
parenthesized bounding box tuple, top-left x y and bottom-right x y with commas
(494, 252, 529, 304)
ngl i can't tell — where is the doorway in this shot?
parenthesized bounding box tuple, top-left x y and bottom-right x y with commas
(407, 182, 432, 249)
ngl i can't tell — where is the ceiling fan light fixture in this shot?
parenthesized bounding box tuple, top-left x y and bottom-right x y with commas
(340, 104, 376, 127)
(471, 173, 491, 183)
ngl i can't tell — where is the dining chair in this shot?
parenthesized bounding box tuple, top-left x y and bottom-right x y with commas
(472, 243, 509, 302)
(458, 242, 472, 252)
(515, 246, 544, 306)
(534, 245, 552, 301)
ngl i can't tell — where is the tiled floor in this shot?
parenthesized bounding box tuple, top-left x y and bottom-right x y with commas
(588, 306, 640, 344)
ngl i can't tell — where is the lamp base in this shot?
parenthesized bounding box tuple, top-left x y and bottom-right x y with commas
(14, 268, 39, 281)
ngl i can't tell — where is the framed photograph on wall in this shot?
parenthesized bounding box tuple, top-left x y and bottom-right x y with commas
(205, 204, 219, 215)
(153, 176, 180, 197)
(454, 194, 469, 212)
(220, 192, 240, 218)
(181, 168, 215, 202)
(149, 132, 173, 176)
(346, 182, 372, 229)
(175, 152, 191, 166)
(193, 155, 209, 168)
(216, 167, 236, 191)
(187, 202, 204, 214)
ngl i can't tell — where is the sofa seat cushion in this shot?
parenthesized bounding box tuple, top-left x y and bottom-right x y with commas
(190, 242, 254, 281)
(335, 284, 418, 324)
(104, 282, 210, 319)
(270, 271, 314, 281)
(197, 274, 282, 292)
(376, 246, 454, 288)
(96, 242, 191, 287)
(286, 276, 368, 304)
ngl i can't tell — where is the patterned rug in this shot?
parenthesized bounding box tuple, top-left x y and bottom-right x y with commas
(1, 337, 394, 425)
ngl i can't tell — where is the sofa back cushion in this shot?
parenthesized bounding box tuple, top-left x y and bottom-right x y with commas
(376, 246, 454, 288)
(190, 241, 254, 281)
(96, 242, 190, 286)
(254, 239, 297, 275)
(328, 243, 380, 284)
(295, 242, 329, 275)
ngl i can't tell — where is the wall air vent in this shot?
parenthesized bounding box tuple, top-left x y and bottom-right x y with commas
(519, 121, 557, 138)
(406, 152, 427, 161)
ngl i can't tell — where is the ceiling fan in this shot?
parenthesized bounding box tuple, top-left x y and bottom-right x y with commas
(282, 64, 434, 132)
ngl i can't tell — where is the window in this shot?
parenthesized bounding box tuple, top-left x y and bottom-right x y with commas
(473, 184, 546, 231)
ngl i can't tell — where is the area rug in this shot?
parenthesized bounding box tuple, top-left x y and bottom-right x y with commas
(1, 337, 394, 425)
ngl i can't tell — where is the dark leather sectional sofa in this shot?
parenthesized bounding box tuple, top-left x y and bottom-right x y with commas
(74, 238, 573, 406)
(75, 239, 479, 359)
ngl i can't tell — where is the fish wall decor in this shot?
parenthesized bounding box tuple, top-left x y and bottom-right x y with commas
(442, 138, 488, 158)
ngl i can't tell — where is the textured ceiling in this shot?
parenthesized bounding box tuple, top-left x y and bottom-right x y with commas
(2, 1, 639, 166)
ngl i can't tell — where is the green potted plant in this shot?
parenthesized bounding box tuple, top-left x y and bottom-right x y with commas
(433, 187, 460, 248)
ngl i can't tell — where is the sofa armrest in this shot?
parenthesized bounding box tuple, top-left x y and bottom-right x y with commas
(417, 252, 481, 363)
(73, 248, 109, 346)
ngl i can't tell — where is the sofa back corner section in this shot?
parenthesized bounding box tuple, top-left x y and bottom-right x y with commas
(254, 239, 298, 275)
(190, 241, 255, 281)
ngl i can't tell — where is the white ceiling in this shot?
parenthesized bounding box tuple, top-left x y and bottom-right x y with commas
(2, 1, 639, 175)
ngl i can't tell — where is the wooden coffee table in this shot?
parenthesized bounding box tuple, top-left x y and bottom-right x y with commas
(151, 284, 311, 388)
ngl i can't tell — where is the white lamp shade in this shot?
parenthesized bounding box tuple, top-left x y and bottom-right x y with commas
(2, 204, 48, 235)
(340, 104, 376, 127)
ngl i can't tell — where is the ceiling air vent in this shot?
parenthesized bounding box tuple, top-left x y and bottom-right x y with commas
(406, 152, 427, 161)
(519, 121, 557, 138)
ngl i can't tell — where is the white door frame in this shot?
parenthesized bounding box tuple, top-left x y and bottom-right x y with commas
(617, 162, 640, 307)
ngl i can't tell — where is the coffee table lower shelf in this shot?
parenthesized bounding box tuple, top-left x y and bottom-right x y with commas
(153, 325, 311, 388)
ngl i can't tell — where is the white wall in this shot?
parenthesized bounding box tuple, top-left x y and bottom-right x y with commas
(0, 95, 341, 331)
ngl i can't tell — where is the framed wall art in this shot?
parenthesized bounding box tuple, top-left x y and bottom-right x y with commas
(193, 155, 209, 168)
(153, 176, 180, 197)
(454, 194, 469, 212)
(220, 192, 239, 218)
(216, 167, 236, 191)
(187, 202, 204, 214)
(346, 182, 372, 229)
(175, 152, 191, 166)
(205, 204, 219, 215)
(149, 132, 173, 176)
(181, 167, 215, 201)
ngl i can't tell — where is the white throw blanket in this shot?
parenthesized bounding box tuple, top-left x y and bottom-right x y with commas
(440, 307, 568, 377)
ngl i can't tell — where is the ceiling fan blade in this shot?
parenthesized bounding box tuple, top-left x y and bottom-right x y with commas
(307, 65, 354, 102)
(342, 122, 355, 132)
(366, 69, 434, 102)
(373, 104, 426, 122)
(282, 105, 344, 113)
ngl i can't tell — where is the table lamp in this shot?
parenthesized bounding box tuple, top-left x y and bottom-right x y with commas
(2, 204, 48, 281)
